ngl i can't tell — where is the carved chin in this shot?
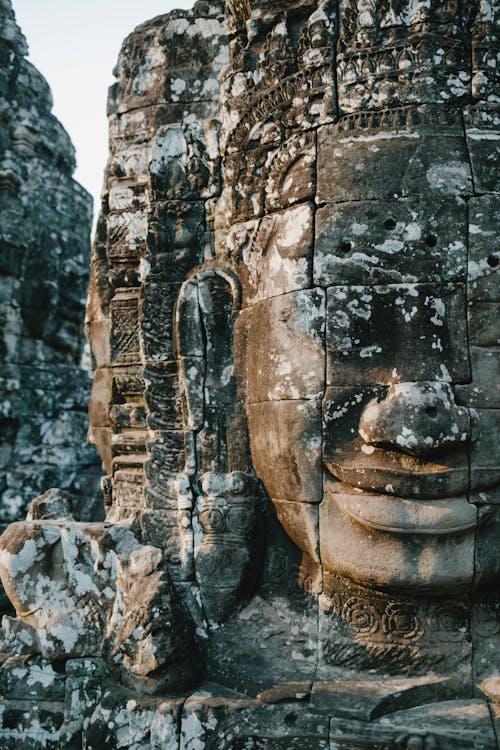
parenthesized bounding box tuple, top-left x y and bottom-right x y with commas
(320, 476, 498, 595)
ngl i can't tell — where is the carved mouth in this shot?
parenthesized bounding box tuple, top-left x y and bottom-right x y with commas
(324, 442, 470, 499)
(325, 480, 494, 536)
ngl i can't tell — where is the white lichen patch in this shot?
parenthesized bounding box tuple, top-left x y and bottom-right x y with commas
(426, 161, 470, 193)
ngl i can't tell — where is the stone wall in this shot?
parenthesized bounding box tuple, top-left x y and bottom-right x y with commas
(0, 0, 102, 562)
(86, 0, 230, 548)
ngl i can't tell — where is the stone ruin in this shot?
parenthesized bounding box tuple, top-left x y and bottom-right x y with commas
(0, 0, 498, 748)
(0, 1, 102, 613)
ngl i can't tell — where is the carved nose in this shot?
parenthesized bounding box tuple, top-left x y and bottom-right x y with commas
(358, 382, 474, 457)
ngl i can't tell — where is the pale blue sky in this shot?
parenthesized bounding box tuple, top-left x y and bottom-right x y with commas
(12, 1, 195, 219)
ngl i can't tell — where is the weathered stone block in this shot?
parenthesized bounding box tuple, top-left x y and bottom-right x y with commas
(244, 289, 326, 403)
(150, 700, 185, 750)
(0, 736, 59, 750)
(109, 11, 226, 114)
(468, 195, 500, 302)
(474, 505, 500, 591)
(317, 125, 473, 204)
(248, 399, 323, 505)
(330, 700, 496, 750)
(0, 656, 65, 701)
(312, 677, 457, 720)
(207, 594, 319, 695)
(166, 64, 227, 104)
(468, 301, 500, 347)
(465, 107, 499, 195)
(188, 702, 330, 749)
(491, 703, 500, 750)
(180, 695, 256, 750)
(239, 203, 314, 306)
(0, 699, 64, 735)
(314, 198, 467, 286)
(326, 283, 470, 386)
(85, 689, 183, 750)
(470, 410, 500, 498)
(63, 659, 105, 748)
(108, 102, 218, 144)
(456, 348, 500, 408)
(472, 596, 500, 700)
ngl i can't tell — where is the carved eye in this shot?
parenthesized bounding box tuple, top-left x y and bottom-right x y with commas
(425, 234, 437, 248)
(339, 240, 352, 254)
(384, 217, 396, 230)
(487, 254, 499, 269)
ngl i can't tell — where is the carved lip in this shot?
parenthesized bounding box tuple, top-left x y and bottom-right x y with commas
(326, 481, 493, 536)
(324, 444, 470, 499)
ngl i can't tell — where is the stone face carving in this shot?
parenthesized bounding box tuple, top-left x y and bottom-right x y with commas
(0, 0, 102, 617)
(0, 0, 498, 748)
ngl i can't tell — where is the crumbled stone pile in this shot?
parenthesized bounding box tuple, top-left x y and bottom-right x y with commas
(0, 0, 102, 572)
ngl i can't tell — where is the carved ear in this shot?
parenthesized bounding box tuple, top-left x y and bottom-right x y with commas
(174, 267, 262, 623)
(175, 267, 246, 476)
